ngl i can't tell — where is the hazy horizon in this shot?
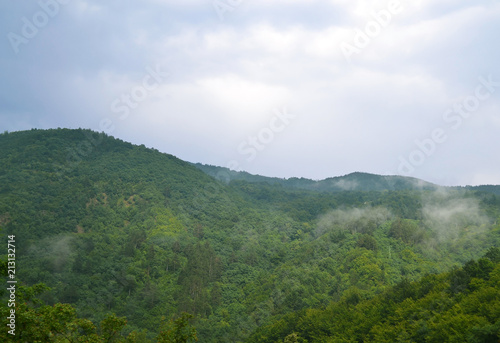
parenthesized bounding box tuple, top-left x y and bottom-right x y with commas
(6, 126, 500, 188)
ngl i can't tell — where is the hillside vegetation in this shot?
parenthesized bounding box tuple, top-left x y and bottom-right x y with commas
(1, 128, 499, 342)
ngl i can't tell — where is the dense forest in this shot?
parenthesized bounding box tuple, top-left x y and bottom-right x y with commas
(1, 128, 499, 342)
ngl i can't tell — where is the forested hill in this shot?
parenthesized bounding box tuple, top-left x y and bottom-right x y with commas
(0, 128, 250, 239)
(193, 163, 441, 192)
(1, 128, 500, 342)
(194, 163, 500, 196)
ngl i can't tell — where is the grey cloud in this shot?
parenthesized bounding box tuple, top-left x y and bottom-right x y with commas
(0, 0, 499, 185)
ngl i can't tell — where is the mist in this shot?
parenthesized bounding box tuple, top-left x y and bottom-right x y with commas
(27, 234, 74, 273)
(315, 206, 393, 237)
(421, 191, 491, 241)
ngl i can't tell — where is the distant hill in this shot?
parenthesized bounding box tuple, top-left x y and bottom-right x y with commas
(463, 184, 500, 196)
(193, 163, 500, 194)
(193, 163, 440, 192)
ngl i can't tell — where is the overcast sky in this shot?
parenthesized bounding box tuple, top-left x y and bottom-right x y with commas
(1, 0, 499, 186)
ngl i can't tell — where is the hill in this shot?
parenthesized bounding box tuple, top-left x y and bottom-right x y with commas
(194, 163, 500, 196)
(1, 128, 499, 342)
(193, 163, 441, 192)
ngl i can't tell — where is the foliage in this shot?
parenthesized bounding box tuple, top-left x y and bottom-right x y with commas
(0, 282, 138, 342)
(0, 129, 499, 342)
(157, 313, 197, 343)
(248, 249, 500, 342)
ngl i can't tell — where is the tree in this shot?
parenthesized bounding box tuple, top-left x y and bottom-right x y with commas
(389, 218, 425, 244)
(157, 313, 198, 343)
(356, 234, 378, 251)
(0, 279, 137, 343)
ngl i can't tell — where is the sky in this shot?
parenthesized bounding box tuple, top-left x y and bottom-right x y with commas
(1, 0, 499, 186)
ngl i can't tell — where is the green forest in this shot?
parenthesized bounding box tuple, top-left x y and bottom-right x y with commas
(1, 128, 499, 342)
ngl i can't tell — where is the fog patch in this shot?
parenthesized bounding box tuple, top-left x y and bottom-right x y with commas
(316, 206, 392, 237)
(332, 179, 360, 191)
(422, 191, 490, 241)
(51, 235, 74, 271)
(27, 234, 74, 273)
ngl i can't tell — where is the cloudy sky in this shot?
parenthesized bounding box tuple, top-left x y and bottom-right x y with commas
(1, 0, 499, 186)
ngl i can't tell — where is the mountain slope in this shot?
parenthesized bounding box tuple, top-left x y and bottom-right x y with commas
(0, 128, 245, 239)
(1, 128, 499, 342)
(248, 248, 500, 343)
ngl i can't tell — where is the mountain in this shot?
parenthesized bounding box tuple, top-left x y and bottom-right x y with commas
(464, 184, 500, 196)
(194, 163, 500, 196)
(1, 128, 499, 342)
(193, 163, 441, 192)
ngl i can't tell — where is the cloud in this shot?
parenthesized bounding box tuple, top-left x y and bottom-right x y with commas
(196, 74, 291, 122)
(422, 190, 490, 240)
(0, 0, 499, 185)
(316, 206, 392, 237)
